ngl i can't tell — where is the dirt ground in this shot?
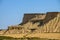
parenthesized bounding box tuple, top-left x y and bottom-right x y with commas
(0, 33, 60, 39)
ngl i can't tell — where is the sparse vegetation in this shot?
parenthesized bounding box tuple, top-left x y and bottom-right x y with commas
(0, 36, 59, 40)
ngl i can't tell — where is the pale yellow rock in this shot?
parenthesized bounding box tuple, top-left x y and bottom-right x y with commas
(0, 12, 60, 39)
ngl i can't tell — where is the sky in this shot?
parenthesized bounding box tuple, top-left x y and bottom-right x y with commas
(0, 0, 60, 29)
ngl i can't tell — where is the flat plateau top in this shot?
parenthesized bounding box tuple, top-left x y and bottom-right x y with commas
(24, 12, 60, 15)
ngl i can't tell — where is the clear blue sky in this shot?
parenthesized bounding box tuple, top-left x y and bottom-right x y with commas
(0, 0, 60, 29)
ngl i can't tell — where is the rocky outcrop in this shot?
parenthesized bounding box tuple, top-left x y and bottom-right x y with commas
(0, 12, 60, 35)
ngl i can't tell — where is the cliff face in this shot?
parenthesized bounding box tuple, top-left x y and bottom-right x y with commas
(0, 12, 60, 35)
(20, 12, 59, 25)
(21, 13, 46, 24)
(44, 12, 58, 24)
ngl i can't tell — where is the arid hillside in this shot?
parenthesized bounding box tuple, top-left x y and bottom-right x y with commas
(0, 12, 60, 39)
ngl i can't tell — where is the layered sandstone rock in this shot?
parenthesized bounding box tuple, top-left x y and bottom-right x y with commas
(0, 12, 60, 35)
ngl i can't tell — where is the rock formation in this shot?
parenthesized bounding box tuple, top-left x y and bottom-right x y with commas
(0, 12, 60, 34)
